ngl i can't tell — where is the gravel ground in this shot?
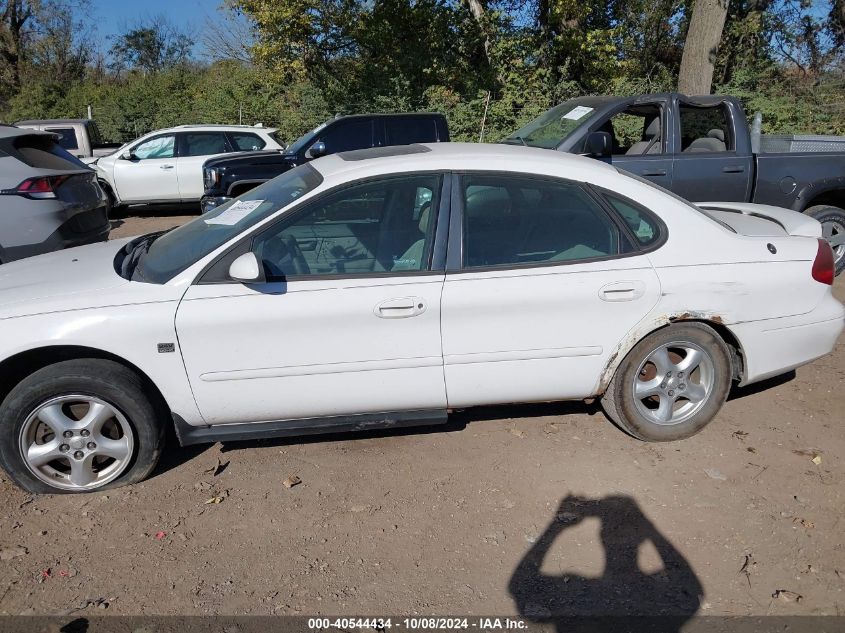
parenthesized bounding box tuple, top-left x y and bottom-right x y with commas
(0, 210, 843, 619)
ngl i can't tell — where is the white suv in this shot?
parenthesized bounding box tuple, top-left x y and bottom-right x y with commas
(94, 125, 283, 208)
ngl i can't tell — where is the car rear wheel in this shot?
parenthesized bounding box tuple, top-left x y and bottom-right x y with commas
(601, 323, 732, 441)
(0, 359, 164, 494)
(806, 205, 845, 276)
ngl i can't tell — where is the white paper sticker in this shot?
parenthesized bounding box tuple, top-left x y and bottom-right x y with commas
(204, 199, 265, 226)
(562, 106, 594, 121)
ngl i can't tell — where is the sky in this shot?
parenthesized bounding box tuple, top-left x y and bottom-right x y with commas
(89, 0, 224, 55)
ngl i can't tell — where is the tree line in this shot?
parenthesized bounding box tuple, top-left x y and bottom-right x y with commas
(1, 0, 843, 145)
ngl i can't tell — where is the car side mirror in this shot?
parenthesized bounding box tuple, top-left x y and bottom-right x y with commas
(228, 252, 264, 283)
(585, 131, 612, 158)
(120, 150, 136, 161)
(308, 141, 326, 158)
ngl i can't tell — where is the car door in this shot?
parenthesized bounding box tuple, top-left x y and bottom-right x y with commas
(602, 102, 674, 190)
(175, 173, 448, 425)
(440, 173, 662, 407)
(176, 132, 232, 200)
(112, 134, 179, 202)
(671, 101, 753, 202)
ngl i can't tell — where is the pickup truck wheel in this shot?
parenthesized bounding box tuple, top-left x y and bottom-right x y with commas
(806, 205, 845, 276)
(601, 323, 732, 442)
(0, 360, 164, 494)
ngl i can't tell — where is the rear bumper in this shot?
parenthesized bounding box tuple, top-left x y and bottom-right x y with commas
(732, 293, 845, 385)
(1, 205, 110, 263)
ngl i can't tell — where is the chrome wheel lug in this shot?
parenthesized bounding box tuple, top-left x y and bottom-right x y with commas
(63, 430, 73, 438)
(679, 383, 686, 390)
(668, 390, 675, 397)
(660, 382, 667, 389)
(60, 444, 70, 453)
(80, 429, 90, 437)
(86, 442, 96, 450)
(666, 372, 672, 377)
(678, 372, 684, 378)
(73, 450, 84, 460)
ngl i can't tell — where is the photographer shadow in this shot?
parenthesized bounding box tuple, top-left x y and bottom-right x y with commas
(509, 495, 702, 632)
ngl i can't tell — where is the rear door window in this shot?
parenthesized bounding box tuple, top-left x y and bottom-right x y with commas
(460, 174, 620, 269)
(180, 132, 231, 157)
(385, 117, 438, 145)
(679, 104, 733, 152)
(45, 127, 78, 151)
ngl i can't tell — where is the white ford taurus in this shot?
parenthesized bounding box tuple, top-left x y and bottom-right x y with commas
(0, 143, 842, 493)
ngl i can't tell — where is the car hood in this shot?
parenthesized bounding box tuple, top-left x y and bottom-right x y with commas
(0, 239, 133, 319)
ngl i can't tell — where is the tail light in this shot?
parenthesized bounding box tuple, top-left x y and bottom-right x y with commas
(1, 175, 70, 199)
(811, 238, 834, 285)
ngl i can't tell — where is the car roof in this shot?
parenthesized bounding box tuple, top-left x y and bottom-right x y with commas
(130, 125, 278, 143)
(14, 119, 92, 125)
(311, 142, 616, 184)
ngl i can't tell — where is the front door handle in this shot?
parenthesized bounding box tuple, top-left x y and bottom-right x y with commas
(375, 297, 426, 318)
(599, 281, 646, 302)
(160, 164, 175, 170)
(722, 165, 745, 173)
(641, 169, 667, 177)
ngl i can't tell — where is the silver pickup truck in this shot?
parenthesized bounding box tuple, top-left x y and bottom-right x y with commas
(14, 119, 121, 164)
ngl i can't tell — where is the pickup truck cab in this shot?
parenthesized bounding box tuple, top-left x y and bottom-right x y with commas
(201, 113, 450, 213)
(503, 93, 845, 273)
(14, 119, 121, 164)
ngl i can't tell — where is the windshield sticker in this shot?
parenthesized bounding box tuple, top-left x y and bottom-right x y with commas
(204, 199, 265, 226)
(562, 106, 594, 121)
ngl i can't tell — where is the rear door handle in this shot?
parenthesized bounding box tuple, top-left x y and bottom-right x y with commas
(375, 297, 426, 318)
(160, 164, 175, 170)
(722, 165, 745, 173)
(599, 281, 646, 302)
(641, 169, 667, 177)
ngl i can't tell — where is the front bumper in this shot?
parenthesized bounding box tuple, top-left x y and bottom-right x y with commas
(732, 293, 845, 385)
(200, 196, 232, 214)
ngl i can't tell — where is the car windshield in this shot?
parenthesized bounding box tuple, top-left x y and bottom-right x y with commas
(502, 100, 599, 149)
(132, 163, 324, 284)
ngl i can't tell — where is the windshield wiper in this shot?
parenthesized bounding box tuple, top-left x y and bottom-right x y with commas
(501, 135, 528, 146)
(119, 230, 170, 279)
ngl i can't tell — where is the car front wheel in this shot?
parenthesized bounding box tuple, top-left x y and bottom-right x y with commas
(0, 359, 164, 494)
(601, 323, 733, 441)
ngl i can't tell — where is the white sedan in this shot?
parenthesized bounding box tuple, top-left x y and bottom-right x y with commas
(0, 144, 841, 493)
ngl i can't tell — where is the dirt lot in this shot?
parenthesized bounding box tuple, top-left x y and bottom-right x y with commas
(0, 210, 843, 619)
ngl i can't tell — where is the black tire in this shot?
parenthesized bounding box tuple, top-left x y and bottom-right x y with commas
(601, 323, 732, 442)
(0, 359, 164, 494)
(99, 181, 125, 217)
(806, 205, 845, 276)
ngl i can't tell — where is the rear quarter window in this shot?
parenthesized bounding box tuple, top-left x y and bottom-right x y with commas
(385, 117, 439, 145)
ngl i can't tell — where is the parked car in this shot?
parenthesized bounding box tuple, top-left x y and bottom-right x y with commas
(13, 119, 122, 164)
(200, 113, 449, 213)
(503, 93, 845, 274)
(93, 124, 284, 209)
(0, 125, 109, 264)
(0, 143, 841, 493)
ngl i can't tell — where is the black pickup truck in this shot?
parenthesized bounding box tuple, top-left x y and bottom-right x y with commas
(201, 112, 449, 213)
(503, 93, 845, 274)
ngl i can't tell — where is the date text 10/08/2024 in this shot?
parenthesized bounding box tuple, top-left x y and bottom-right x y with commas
(307, 618, 529, 630)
